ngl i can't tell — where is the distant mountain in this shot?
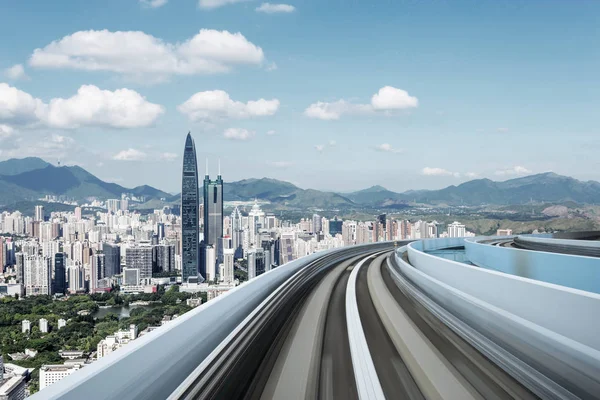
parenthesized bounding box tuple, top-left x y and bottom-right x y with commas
(224, 178, 299, 201)
(225, 178, 354, 209)
(0, 157, 50, 176)
(346, 172, 600, 206)
(345, 185, 407, 207)
(1, 157, 599, 209)
(0, 161, 171, 205)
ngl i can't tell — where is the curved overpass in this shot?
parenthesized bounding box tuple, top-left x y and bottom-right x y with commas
(31, 240, 599, 400)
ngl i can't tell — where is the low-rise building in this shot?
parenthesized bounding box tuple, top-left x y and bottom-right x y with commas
(58, 350, 85, 360)
(21, 321, 30, 334)
(186, 298, 202, 308)
(39, 363, 82, 390)
(96, 325, 138, 360)
(57, 319, 67, 329)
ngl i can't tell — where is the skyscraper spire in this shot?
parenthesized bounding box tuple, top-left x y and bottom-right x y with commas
(205, 158, 209, 177)
(218, 158, 221, 177)
(182, 132, 199, 283)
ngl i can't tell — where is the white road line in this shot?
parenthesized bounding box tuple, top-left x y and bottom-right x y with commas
(346, 253, 386, 400)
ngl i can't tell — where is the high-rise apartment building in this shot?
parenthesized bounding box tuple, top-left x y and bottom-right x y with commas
(106, 199, 120, 214)
(24, 255, 51, 296)
(125, 245, 153, 281)
(181, 132, 200, 283)
(34, 205, 44, 222)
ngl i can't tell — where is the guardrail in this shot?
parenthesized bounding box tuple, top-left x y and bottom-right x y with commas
(397, 239, 600, 399)
(31, 242, 392, 400)
(465, 236, 600, 294)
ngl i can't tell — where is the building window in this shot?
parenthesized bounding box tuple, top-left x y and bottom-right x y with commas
(213, 186, 217, 203)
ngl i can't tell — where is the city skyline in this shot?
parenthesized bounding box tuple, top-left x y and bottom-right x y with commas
(1, 1, 598, 193)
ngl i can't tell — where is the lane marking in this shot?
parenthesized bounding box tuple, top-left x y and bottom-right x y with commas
(346, 252, 386, 400)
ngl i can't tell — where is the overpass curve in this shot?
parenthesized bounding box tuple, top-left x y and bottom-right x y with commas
(32, 240, 598, 400)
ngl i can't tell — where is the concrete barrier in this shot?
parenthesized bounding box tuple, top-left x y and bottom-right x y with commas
(409, 239, 600, 350)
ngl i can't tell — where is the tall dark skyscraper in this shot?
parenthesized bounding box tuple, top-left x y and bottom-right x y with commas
(202, 163, 223, 278)
(182, 132, 200, 283)
(102, 242, 121, 277)
(53, 253, 66, 295)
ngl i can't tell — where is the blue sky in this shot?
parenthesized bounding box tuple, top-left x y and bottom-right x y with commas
(0, 0, 598, 194)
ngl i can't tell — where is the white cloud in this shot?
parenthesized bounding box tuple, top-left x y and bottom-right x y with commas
(268, 161, 293, 168)
(374, 143, 401, 153)
(266, 62, 278, 71)
(0, 83, 163, 128)
(139, 0, 168, 7)
(0, 124, 14, 139)
(199, 0, 248, 9)
(497, 127, 509, 133)
(305, 86, 417, 120)
(4, 64, 28, 80)
(371, 86, 418, 110)
(0, 83, 46, 123)
(315, 144, 325, 152)
(495, 166, 532, 176)
(29, 29, 264, 80)
(256, 3, 296, 13)
(465, 172, 479, 179)
(266, 129, 276, 135)
(160, 152, 178, 161)
(223, 128, 255, 140)
(422, 167, 459, 177)
(113, 148, 147, 161)
(328, 140, 336, 146)
(178, 90, 279, 122)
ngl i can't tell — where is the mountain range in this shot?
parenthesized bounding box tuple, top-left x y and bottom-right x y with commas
(1, 157, 600, 209)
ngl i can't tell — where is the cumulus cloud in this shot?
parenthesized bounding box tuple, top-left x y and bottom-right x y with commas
(139, 0, 168, 7)
(265, 62, 278, 71)
(305, 86, 417, 120)
(268, 161, 293, 168)
(422, 167, 460, 177)
(223, 128, 255, 140)
(29, 29, 264, 80)
(0, 83, 46, 123)
(4, 64, 28, 80)
(0, 124, 14, 139)
(495, 166, 532, 176)
(266, 129, 276, 135)
(256, 3, 296, 13)
(0, 83, 163, 128)
(315, 144, 325, 152)
(160, 152, 178, 161)
(328, 140, 336, 146)
(178, 90, 279, 122)
(371, 86, 418, 110)
(199, 0, 248, 9)
(113, 148, 147, 161)
(374, 143, 401, 153)
(465, 172, 479, 179)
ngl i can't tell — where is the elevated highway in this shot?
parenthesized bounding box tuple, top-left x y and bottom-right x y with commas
(32, 239, 600, 400)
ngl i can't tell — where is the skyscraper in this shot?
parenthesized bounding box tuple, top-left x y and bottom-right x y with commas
(34, 205, 44, 222)
(181, 132, 200, 283)
(202, 161, 223, 279)
(53, 253, 66, 295)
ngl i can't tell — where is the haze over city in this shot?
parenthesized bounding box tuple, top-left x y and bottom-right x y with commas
(1, 0, 599, 193)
